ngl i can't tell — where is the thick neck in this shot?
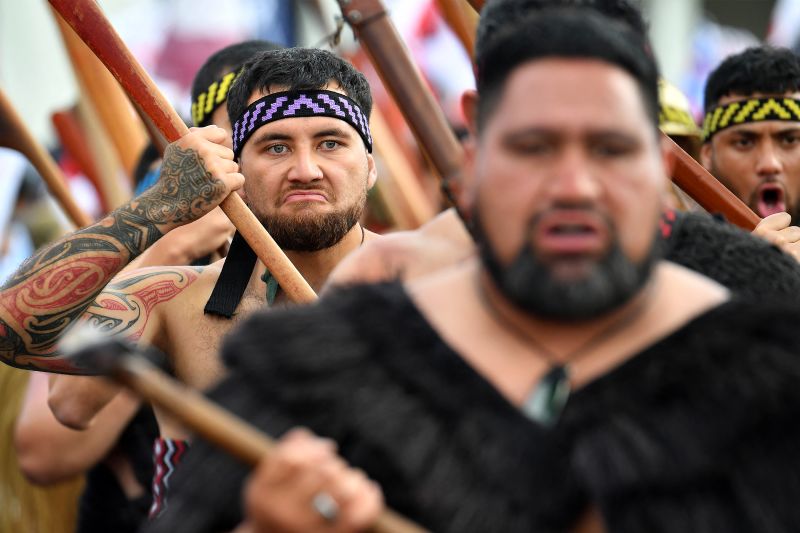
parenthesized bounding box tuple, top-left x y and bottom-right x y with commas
(250, 223, 367, 298)
(476, 268, 656, 364)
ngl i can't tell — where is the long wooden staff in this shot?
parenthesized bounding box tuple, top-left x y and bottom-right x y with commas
(74, 91, 132, 210)
(0, 88, 92, 228)
(435, 0, 476, 59)
(49, 0, 317, 304)
(337, 0, 465, 189)
(371, 106, 437, 229)
(52, 9, 147, 185)
(67, 334, 428, 533)
(465, 0, 484, 13)
(665, 136, 760, 229)
(52, 108, 110, 213)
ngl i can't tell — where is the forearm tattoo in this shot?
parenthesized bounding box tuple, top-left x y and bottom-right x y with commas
(0, 145, 223, 372)
(137, 144, 227, 224)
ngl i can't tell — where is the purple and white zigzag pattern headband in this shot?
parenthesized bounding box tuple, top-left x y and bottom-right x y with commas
(232, 89, 372, 158)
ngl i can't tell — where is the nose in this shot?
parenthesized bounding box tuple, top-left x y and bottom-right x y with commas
(287, 147, 324, 183)
(546, 147, 601, 203)
(755, 139, 783, 177)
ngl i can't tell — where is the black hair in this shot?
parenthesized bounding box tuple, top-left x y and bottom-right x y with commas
(476, 0, 647, 61)
(226, 48, 372, 125)
(190, 40, 283, 107)
(703, 46, 800, 113)
(475, 9, 658, 133)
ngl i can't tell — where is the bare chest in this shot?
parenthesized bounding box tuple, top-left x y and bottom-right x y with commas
(163, 293, 266, 391)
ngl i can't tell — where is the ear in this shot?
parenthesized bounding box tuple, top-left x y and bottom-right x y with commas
(366, 152, 378, 190)
(236, 158, 248, 202)
(700, 140, 713, 170)
(455, 135, 477, 222)
(461, 89, 479, 137)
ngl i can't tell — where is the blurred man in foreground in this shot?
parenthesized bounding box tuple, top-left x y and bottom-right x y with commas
(153, 9, 800, 533)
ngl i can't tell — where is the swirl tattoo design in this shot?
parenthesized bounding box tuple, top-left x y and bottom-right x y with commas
(0, 145, 223, 372)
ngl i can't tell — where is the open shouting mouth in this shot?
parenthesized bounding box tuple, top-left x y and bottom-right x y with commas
(754, 182, 787, 218)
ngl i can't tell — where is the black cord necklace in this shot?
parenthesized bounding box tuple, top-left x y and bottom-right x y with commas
(476, 275, 652, 427)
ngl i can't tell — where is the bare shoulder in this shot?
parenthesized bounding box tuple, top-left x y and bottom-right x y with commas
(642, 261, 731, 340)
(100, 264, 214, 307)
(85, 264, 216, 344)
(326, 210, 475, 289)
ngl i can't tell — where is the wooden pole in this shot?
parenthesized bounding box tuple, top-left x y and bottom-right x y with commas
(370, 107, 437, 228)
(52, 108, 110, 213)
(465, 0, 484, 13)
(663, 134, 759, 230)
(337, 0, 465, 188)
(106, 351, 428, 533)
(0, 87, 93, 228)
(435, 0, 476, 59)
(49, 0, 317, 304)
(52, 8, 147, 186)
(74, 93, 132, 210)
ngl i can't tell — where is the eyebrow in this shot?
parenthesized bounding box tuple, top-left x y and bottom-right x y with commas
(728, 126, 800, 138)
(502, 128, 639, 143)
(249, 127, 352, 147)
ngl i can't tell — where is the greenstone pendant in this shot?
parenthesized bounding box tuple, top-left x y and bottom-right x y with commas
(521, 365, 571, 427)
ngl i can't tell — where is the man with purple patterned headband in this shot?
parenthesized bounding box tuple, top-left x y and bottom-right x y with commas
(45, 47, 381, 518)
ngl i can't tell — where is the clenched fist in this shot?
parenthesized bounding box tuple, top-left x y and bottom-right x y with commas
(137, 126, 245, 231)
(752, 212, 800, 263)
(241, 428, 384, 533)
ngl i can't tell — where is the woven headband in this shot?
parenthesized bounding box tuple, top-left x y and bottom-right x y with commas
(191, 71, 239, 127)
(232, 89, 372, 159)
(702, 97, 800, 141)
(659, 104, 699, 135)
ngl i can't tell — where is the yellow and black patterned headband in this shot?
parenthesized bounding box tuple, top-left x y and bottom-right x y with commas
(702, 97, 800, 141)
(659, 104, 699, 137)
(191, 70, 239, 127)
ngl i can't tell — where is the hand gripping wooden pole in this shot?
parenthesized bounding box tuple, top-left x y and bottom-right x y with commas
(76, 338, 428, 533)
(0, 87, 93, 228)
(337, 0, 465, 189)
(49, 0, 317, 303)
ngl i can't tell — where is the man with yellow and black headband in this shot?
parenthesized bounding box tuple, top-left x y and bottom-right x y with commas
(701, 46, 800, 259)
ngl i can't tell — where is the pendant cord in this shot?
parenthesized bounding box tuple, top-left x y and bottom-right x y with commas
(475, 273, 653, 372)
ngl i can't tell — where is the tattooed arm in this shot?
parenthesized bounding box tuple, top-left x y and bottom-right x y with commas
(48, 266, 201, 428)
(0, 126, 242, 372)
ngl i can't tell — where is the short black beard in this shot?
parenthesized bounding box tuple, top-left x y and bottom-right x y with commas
(472, 210, 661, 321)
(258, 199, 365, 252)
